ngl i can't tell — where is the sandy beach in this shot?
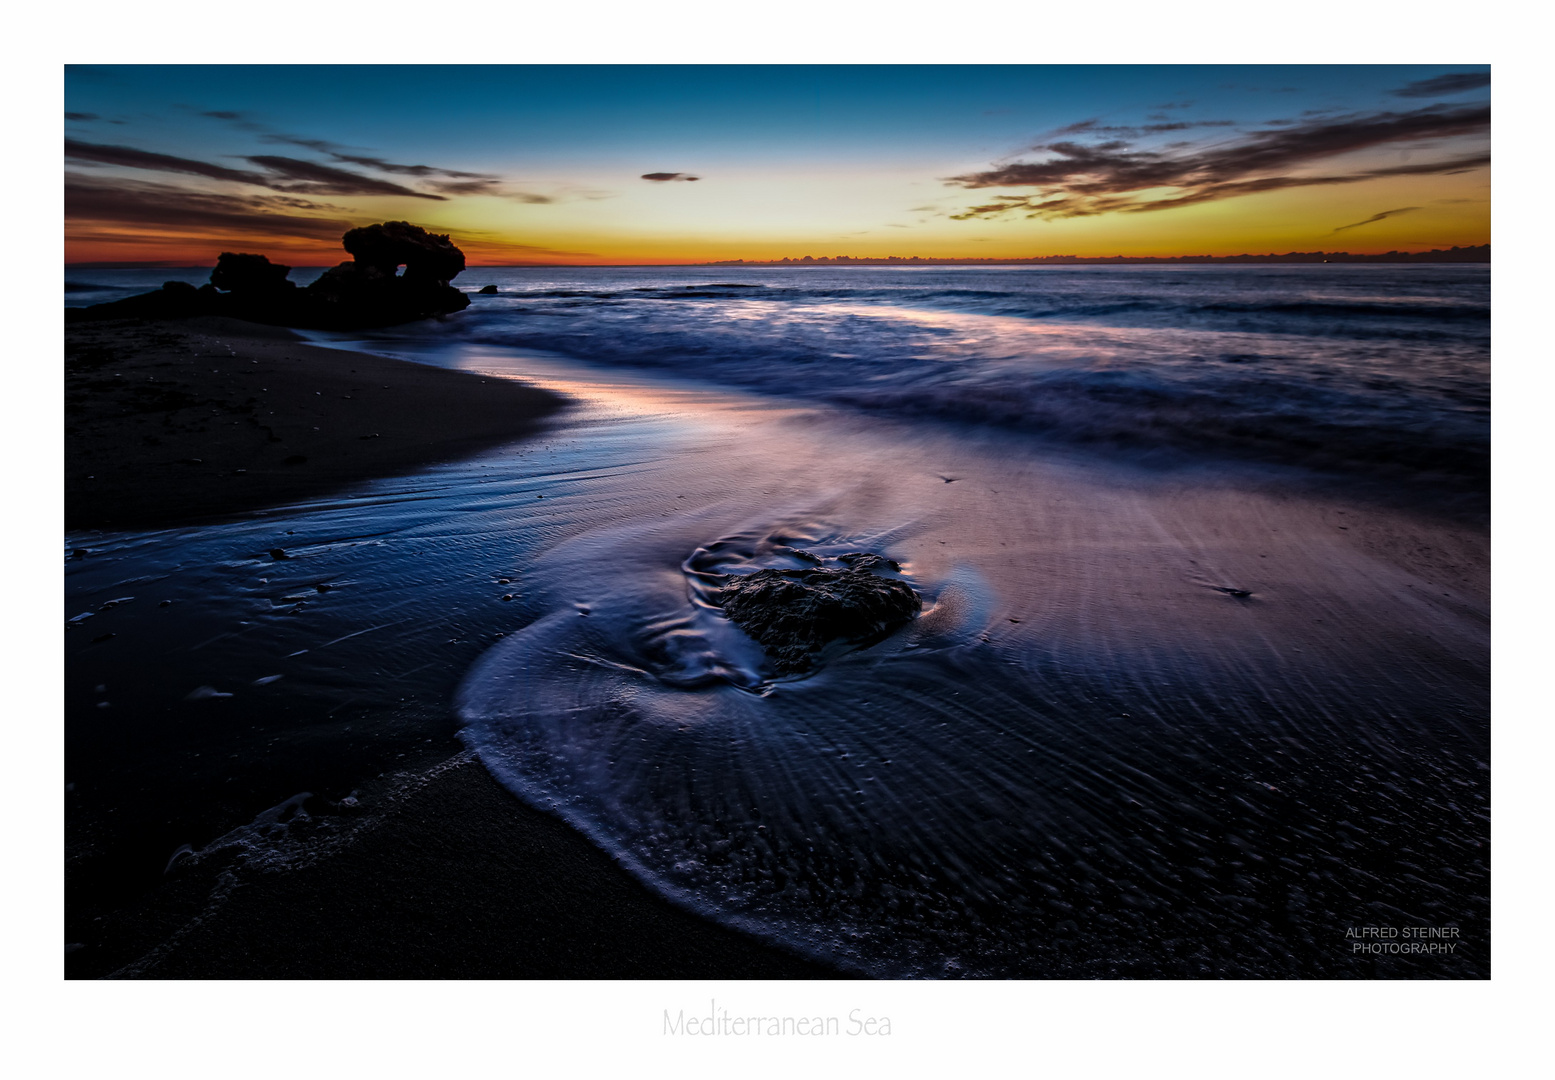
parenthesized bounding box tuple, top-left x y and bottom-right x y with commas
(71, 755, 837, 979)
(65, 266, 1489, 980)
(64, 317, 840, 979)
(66, 317, 564, 531)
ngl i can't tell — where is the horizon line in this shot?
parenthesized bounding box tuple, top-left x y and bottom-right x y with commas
(66, 244, 1492, 270)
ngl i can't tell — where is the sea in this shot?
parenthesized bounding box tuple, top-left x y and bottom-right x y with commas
(65, 264, 1490, 977)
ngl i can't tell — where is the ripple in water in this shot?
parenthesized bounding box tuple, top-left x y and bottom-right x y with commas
(457, 493, 1486, 977)
(457, 516, 1023, 973)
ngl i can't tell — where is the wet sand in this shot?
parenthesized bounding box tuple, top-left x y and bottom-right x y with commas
(65, 319, 842, 978)
(66, 317, 565, 530)
(73, 756, 838, 980)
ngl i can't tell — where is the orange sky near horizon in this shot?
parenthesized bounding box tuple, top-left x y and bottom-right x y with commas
(64, 187, 1492, 267)
(63, 174, 1492, 266)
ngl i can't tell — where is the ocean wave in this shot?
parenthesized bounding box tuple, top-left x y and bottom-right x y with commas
(435, 268, 1489, 482)
(473, 283, 1487, 328)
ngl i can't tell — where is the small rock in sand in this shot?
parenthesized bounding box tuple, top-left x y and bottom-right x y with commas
(719, 557, 921, 674)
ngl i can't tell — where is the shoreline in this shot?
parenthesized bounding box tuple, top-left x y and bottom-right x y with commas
(66, 316, 566, 532)
(70, 755, 841, 980)
(63, 317, 842, 978)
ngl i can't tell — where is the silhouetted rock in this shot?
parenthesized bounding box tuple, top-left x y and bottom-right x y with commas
(295, 221, 470, 328)
(68, 222, 471, 330)
(478, 284, 499, 295)
(342, 221, 465, 283)
(719, 560, 921, 674)
(308, 259, 393, 302)
(69, 278, 210, 320)
(305, 264, 467, 328)
(211, 253, 295, 295)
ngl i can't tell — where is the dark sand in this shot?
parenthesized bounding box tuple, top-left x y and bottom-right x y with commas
(71, 757, 837, 980)
(66, 317, 837, 979)
(66, 317, 565, 531)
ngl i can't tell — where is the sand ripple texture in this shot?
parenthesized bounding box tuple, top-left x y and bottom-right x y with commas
(450, 383, 1487, 978)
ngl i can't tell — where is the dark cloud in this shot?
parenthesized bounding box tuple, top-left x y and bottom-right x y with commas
(260, 132, 339, 154)
(66, 138, 266, 185)
(243, 156, 447, 200)
(1332, 206, 1421, 233)
(65, 174, 351, 241)
(199, 109, 267, 132)
(253, 132, 496, 181)
(329, 152, 495, 181)
(947, 103, 1490, 220)
(242, 193, 349, 212)
(65, 112, 98, 122)
(1363, 153, 1491, 177)
(425, 179, 501, 196)
(331, 153, 446, 176)
(66, 138, 458, 202)
(1045, 118, 1236, 140)
(69, 132, 544, 209)
(951, 153, 1489, 221)
(1392, 73, 1490, 99)
(245, 123, 501, 184)
(641, 172, 700, 182)
(90, 110, 680, 209)
(425, 179, 553, 202)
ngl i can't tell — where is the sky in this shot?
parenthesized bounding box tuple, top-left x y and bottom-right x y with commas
(64, 65, 1491, 265)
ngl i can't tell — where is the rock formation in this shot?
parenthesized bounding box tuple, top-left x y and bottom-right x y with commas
(718, 554, 921, 674)
(68, 222, 471, 330)
(342, 221, 466, 283)
(209, 252, 296, 296)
